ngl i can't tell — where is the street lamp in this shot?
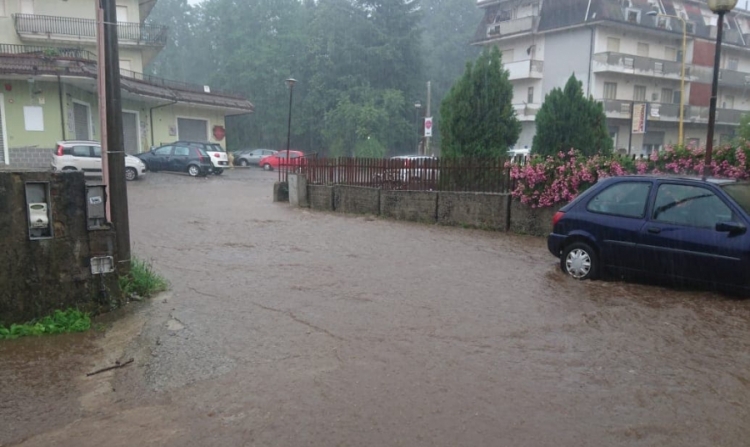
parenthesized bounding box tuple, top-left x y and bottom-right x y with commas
(414, 100, 422, 154)
(285, 78, 296, 177)
(647, 10, 687, 145)
(705, 0, 738, 179)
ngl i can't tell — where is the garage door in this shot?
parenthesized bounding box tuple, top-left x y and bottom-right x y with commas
(73, 102, 91, 140)
(177, 118, 208, 142)
(122, 111, 139, 154)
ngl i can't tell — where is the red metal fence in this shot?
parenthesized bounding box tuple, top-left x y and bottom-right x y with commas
(299, 157, 513, 193)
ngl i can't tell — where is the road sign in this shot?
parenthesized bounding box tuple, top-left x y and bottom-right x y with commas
(424, 117, 433, 137)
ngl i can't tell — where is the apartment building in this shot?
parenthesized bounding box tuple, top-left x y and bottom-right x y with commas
(0, 0, 253, 168)
(475, 0, 749, 154)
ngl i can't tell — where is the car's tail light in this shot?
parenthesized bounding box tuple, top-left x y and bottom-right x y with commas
(552, 211, 565, 227)
(56, 145, 64, 156)
(213, 153, 220, 158)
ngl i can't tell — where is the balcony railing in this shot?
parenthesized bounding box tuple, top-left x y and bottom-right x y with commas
(0, 45, 245, 99)
(504, 59, 544, 80)
(688, 66, 750, 90)
(13, 14, 168, 47)
(601, 99, 743, 125)
(593, 52, 690, 80)
(486, 15, 538, 37)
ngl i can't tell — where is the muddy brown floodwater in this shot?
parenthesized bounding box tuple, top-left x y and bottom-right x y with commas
(2, 169, 749, 447)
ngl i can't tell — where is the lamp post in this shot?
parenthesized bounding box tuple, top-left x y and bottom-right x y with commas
(647, 10, 687, 145)
(414, 100, 422, 154)
(285, 78, 296, 178)
(705, 0, 738, 179)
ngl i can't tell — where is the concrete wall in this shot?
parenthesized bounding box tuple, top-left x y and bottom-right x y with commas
(302, 183, 556, 237)
(288, 174, 308, 208)
(334, 186, 380, 215)
(309, 185, 334, 211)
(0, 170, 120, 325)
(509, 200, 558, 236)
(437, 192, 508, 230)
(380, 191, 437, 223)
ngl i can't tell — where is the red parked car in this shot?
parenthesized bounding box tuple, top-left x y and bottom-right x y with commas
(259, 150, 305, 171)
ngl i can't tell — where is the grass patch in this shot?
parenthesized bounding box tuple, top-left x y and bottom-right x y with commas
(0, 309, 91, 340)
(119, 257, 168, 299)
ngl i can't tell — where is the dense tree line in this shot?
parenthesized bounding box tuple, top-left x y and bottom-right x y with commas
(146, 0, 481, 155)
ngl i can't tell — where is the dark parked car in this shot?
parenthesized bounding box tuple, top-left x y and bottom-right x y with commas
(548, 176, 750, 291)
(234, 149, 277, 166)
(135, 143, 214, 177)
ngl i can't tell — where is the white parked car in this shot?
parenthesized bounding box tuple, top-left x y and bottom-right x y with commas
(51, 140, 147, 181)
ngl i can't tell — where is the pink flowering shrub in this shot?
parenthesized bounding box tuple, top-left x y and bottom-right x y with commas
(509, 143, 750, 208)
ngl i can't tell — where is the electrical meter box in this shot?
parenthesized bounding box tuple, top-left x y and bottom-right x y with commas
(25, 182, 52, 240)
(86, 183, 107, 230)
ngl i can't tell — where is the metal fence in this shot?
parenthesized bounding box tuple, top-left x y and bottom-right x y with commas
(297, 157, 513, 193)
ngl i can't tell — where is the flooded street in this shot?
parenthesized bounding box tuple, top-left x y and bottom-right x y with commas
(2, 169, 750, 446)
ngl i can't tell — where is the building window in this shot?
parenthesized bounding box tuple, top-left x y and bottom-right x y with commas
(604, 82, 618, 100)
(527, 87, 534, 104)
(661, 88, 674, 104)
(607, 37, 620, 52)
(626, 9, 641, 24)
(633, 85, 647, 102)
(116, 5, 128, 22)
(673, 91, 682, 105)
(727, 57, 739, 71)
(637, 43, 649, 57)
(0, 1, 6, 17)
(119, 59, 132, 77)
(665, 47, 677, 61)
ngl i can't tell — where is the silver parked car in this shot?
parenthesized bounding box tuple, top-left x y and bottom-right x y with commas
(234, 149, 277, 167)
(51, 140, 147, 181)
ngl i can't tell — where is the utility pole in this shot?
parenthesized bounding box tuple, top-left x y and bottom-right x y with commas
(101, 0, 131, 271)
(425, 81, 431, 156)
(95, 1, 110, 221)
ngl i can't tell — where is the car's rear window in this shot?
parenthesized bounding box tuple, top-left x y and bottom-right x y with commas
(721, 183, 750, 214)
(208, 144, 225, 153)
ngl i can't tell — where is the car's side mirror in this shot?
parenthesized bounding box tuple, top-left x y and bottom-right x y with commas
(716, 221, 747, 235)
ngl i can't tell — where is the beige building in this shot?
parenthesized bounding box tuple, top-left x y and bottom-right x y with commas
(0, 0, 253, 167)
(475, 0, 748, 155)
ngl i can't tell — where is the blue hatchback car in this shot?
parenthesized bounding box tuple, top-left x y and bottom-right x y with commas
(548, 176, 750, 290)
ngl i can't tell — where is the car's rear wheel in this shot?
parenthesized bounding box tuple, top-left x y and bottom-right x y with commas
(562, 242, 599, 280)
(239, 159, 249, 167)
(263, 164, 272, 171)
(125, 167, 137, 181)
(187, 165, 201, 177)
(213, 168, 224, 175)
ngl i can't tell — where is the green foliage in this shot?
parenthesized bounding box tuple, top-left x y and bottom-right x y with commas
(0, 309, 91, 340)
(532, 75, 613, 157)
(119, 258, 168, 299)
(737, 113, 750, 143)
(439, 47, 520, 158)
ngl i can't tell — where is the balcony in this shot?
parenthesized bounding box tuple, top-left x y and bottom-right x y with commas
(13, 14, 168, 47)
(504, 59, 543, 80)
(690, 65, 750, 90)
(513, 103, 541, 121)
(593, 52, 690, 82)
(601, 99, 743, 125)
(486, 16, 538, 38)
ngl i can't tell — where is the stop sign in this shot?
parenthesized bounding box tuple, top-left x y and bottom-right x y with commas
(424, 117, 433, 137)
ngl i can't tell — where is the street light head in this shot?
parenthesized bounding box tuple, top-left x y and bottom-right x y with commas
(708, 0, 738, 13)
(285, 78, 297, 89)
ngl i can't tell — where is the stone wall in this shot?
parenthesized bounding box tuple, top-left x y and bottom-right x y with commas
(288, 174, 308, 207)
(0, 171, 120, 325)
(7, 147, 54, 170)
(380, 191, 438, 223)
(334, 186, 380, 215)
(509, 200, 558, 236)
(437, 192, 509, 230)
(309, 185, 334, 211)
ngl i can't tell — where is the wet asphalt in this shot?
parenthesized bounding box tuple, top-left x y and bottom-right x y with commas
(1, 168, 749, 447)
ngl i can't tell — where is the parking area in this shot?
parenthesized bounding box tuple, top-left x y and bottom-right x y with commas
(2, 168, 750, 447)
